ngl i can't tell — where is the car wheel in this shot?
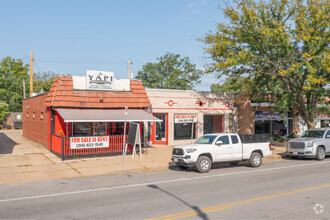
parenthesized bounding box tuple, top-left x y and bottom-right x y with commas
(229, 161, 239, 166)
(249, 152, 262, 167)
(316, 147, 325, 161)
(196, 156, 211, 173)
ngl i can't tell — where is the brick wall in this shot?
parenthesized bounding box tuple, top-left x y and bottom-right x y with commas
(22, 94, 49, 147)
(235, 94, 255, 134)
(3, 112, 22, 129)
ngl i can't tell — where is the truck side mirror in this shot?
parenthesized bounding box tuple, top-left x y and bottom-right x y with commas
(215, 140, 223, 146)
(326, 135, 330, 139)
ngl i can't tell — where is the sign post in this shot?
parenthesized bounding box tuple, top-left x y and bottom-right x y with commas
(122, 107, 128, 167)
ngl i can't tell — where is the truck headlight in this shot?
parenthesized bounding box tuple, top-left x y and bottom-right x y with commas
(186, 148, 197, 153)
(307, 142, 313, 148)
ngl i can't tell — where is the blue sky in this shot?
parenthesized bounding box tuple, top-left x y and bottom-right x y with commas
(0, 0, 226, 91)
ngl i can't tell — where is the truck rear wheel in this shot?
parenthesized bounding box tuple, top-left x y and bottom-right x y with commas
(196, 156, 211, 173)
(316, 147, 325, 161)
(249, 152, 262, 167)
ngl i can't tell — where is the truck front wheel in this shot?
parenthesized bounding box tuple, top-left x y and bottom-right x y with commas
(316, 147, 325, 161)
(249, 152, 262, 167)
(196, 156, 211, 173)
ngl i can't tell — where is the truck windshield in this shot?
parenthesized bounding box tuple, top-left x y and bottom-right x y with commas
(194, 135, 217, 144)
(300, 130, 325, 138)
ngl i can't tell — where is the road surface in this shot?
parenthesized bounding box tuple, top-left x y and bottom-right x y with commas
(0, 158, 329, 219)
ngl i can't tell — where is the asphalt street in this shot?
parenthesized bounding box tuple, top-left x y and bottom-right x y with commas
(0, 158, 330, 219)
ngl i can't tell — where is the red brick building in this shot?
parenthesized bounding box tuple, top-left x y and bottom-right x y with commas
(23, 75, 159, 159)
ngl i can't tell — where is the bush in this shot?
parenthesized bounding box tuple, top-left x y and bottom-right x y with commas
(272, 130, 286, 143)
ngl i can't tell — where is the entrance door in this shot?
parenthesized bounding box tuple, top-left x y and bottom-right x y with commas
(213, 135, 232, 161)
(204, 115, 224, 134)
(152, 113, 168, 145)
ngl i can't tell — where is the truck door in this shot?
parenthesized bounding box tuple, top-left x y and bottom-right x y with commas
(325, 130, 330, 152)
(231, 135, 242, 160)
(214, 135, 232, 161)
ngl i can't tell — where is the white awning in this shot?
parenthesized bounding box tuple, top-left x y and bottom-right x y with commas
(55, 108, 162, 123)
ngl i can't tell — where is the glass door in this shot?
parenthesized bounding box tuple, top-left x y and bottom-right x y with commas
(153, 113, 167, 144)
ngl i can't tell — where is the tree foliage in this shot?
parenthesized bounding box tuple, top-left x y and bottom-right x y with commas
(0, 57, 29, 112)
(34, 71, 64, 93)
(210, 76, 252, 93)
(201, 0, 330, 128)
(0, 101, 9, 128)
(136, 52, 203, 90)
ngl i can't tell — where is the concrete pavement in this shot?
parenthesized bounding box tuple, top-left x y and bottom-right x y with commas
(0, 130, 286, 184)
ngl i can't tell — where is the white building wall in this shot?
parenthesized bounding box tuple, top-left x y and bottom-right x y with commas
(146, 89, 237, 146)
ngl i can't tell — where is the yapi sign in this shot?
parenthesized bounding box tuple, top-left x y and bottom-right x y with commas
(86, 70, 114, 90)
(70, 136, 109, 149)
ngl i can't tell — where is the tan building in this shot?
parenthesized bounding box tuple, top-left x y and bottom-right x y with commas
(146, 89, 237, 146)
(235, 94, 300, 136)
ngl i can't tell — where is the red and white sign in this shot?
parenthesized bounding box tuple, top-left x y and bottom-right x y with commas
(316, 113, 330, 119)
(175, 114, 197, 123)
(70, 136, 109, 149)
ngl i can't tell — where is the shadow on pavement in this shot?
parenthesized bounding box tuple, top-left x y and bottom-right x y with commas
(147, 184, 209, 220)
(0, 132, 17, 154)
(169, 161, 254, 173)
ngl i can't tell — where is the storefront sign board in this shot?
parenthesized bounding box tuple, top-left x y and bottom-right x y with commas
(70, 136, 109, 149)
(255, 111, 287, 121)
(175, 114, 197, 123)
(316, 113, 330, 119)
(86, 70, 114, 90)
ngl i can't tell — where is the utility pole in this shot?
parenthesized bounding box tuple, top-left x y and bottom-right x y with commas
(30, 52, 33, 96)
(128, 60, 132, 79)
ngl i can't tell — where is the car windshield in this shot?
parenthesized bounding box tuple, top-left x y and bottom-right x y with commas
(194, 135, 217, 144)
(300, 130, 325, 138)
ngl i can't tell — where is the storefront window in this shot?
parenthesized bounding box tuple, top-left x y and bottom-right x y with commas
(93, 122, 107, 136)
(321, 120, 330, 128)
(72, 122, 92, 137)
(255, 120, 271, 135)
(174, 114, 197, 140)
(255, 111, 293, 137)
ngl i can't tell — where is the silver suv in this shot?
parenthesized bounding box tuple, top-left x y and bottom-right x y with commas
(287, 128, 330, 160)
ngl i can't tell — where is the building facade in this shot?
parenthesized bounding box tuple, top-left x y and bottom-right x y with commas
(146, 89, 237, 146)
(23, 73, 159, 159)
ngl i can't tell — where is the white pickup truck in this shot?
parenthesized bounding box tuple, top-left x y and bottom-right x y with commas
(171, 133, 272, 173)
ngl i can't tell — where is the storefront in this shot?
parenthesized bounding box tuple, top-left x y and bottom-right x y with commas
(299, 113, 330, 134)
(146, 89, 237, 145)
(254, 111, 295, 136)
(235, 95, 300, 136)
(23, 71, 160, 159)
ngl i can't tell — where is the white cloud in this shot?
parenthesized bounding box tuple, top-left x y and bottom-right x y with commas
(197, 0, 208, 7)
(187, 0, 208, 15)
(187, 2, 194, 8)
(192, 9, 199, 14)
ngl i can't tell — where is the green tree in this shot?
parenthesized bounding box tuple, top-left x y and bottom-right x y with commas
(34, 71, 62, 93)
(210, 76, 252, 93)
(0, 57, 29, 112)
(136, 52, 203, 90)
(0, 102, 9, 128)
(200, 0, 330, 128)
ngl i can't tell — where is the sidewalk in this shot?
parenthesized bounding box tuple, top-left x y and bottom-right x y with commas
(0, 130, 285, 184)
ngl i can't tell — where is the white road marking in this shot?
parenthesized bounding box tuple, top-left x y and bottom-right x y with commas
(1, 160, 329, 203)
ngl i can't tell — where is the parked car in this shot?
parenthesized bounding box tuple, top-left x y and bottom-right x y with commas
(287, 128, 330, 160)
(171, 133, 272, 173)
